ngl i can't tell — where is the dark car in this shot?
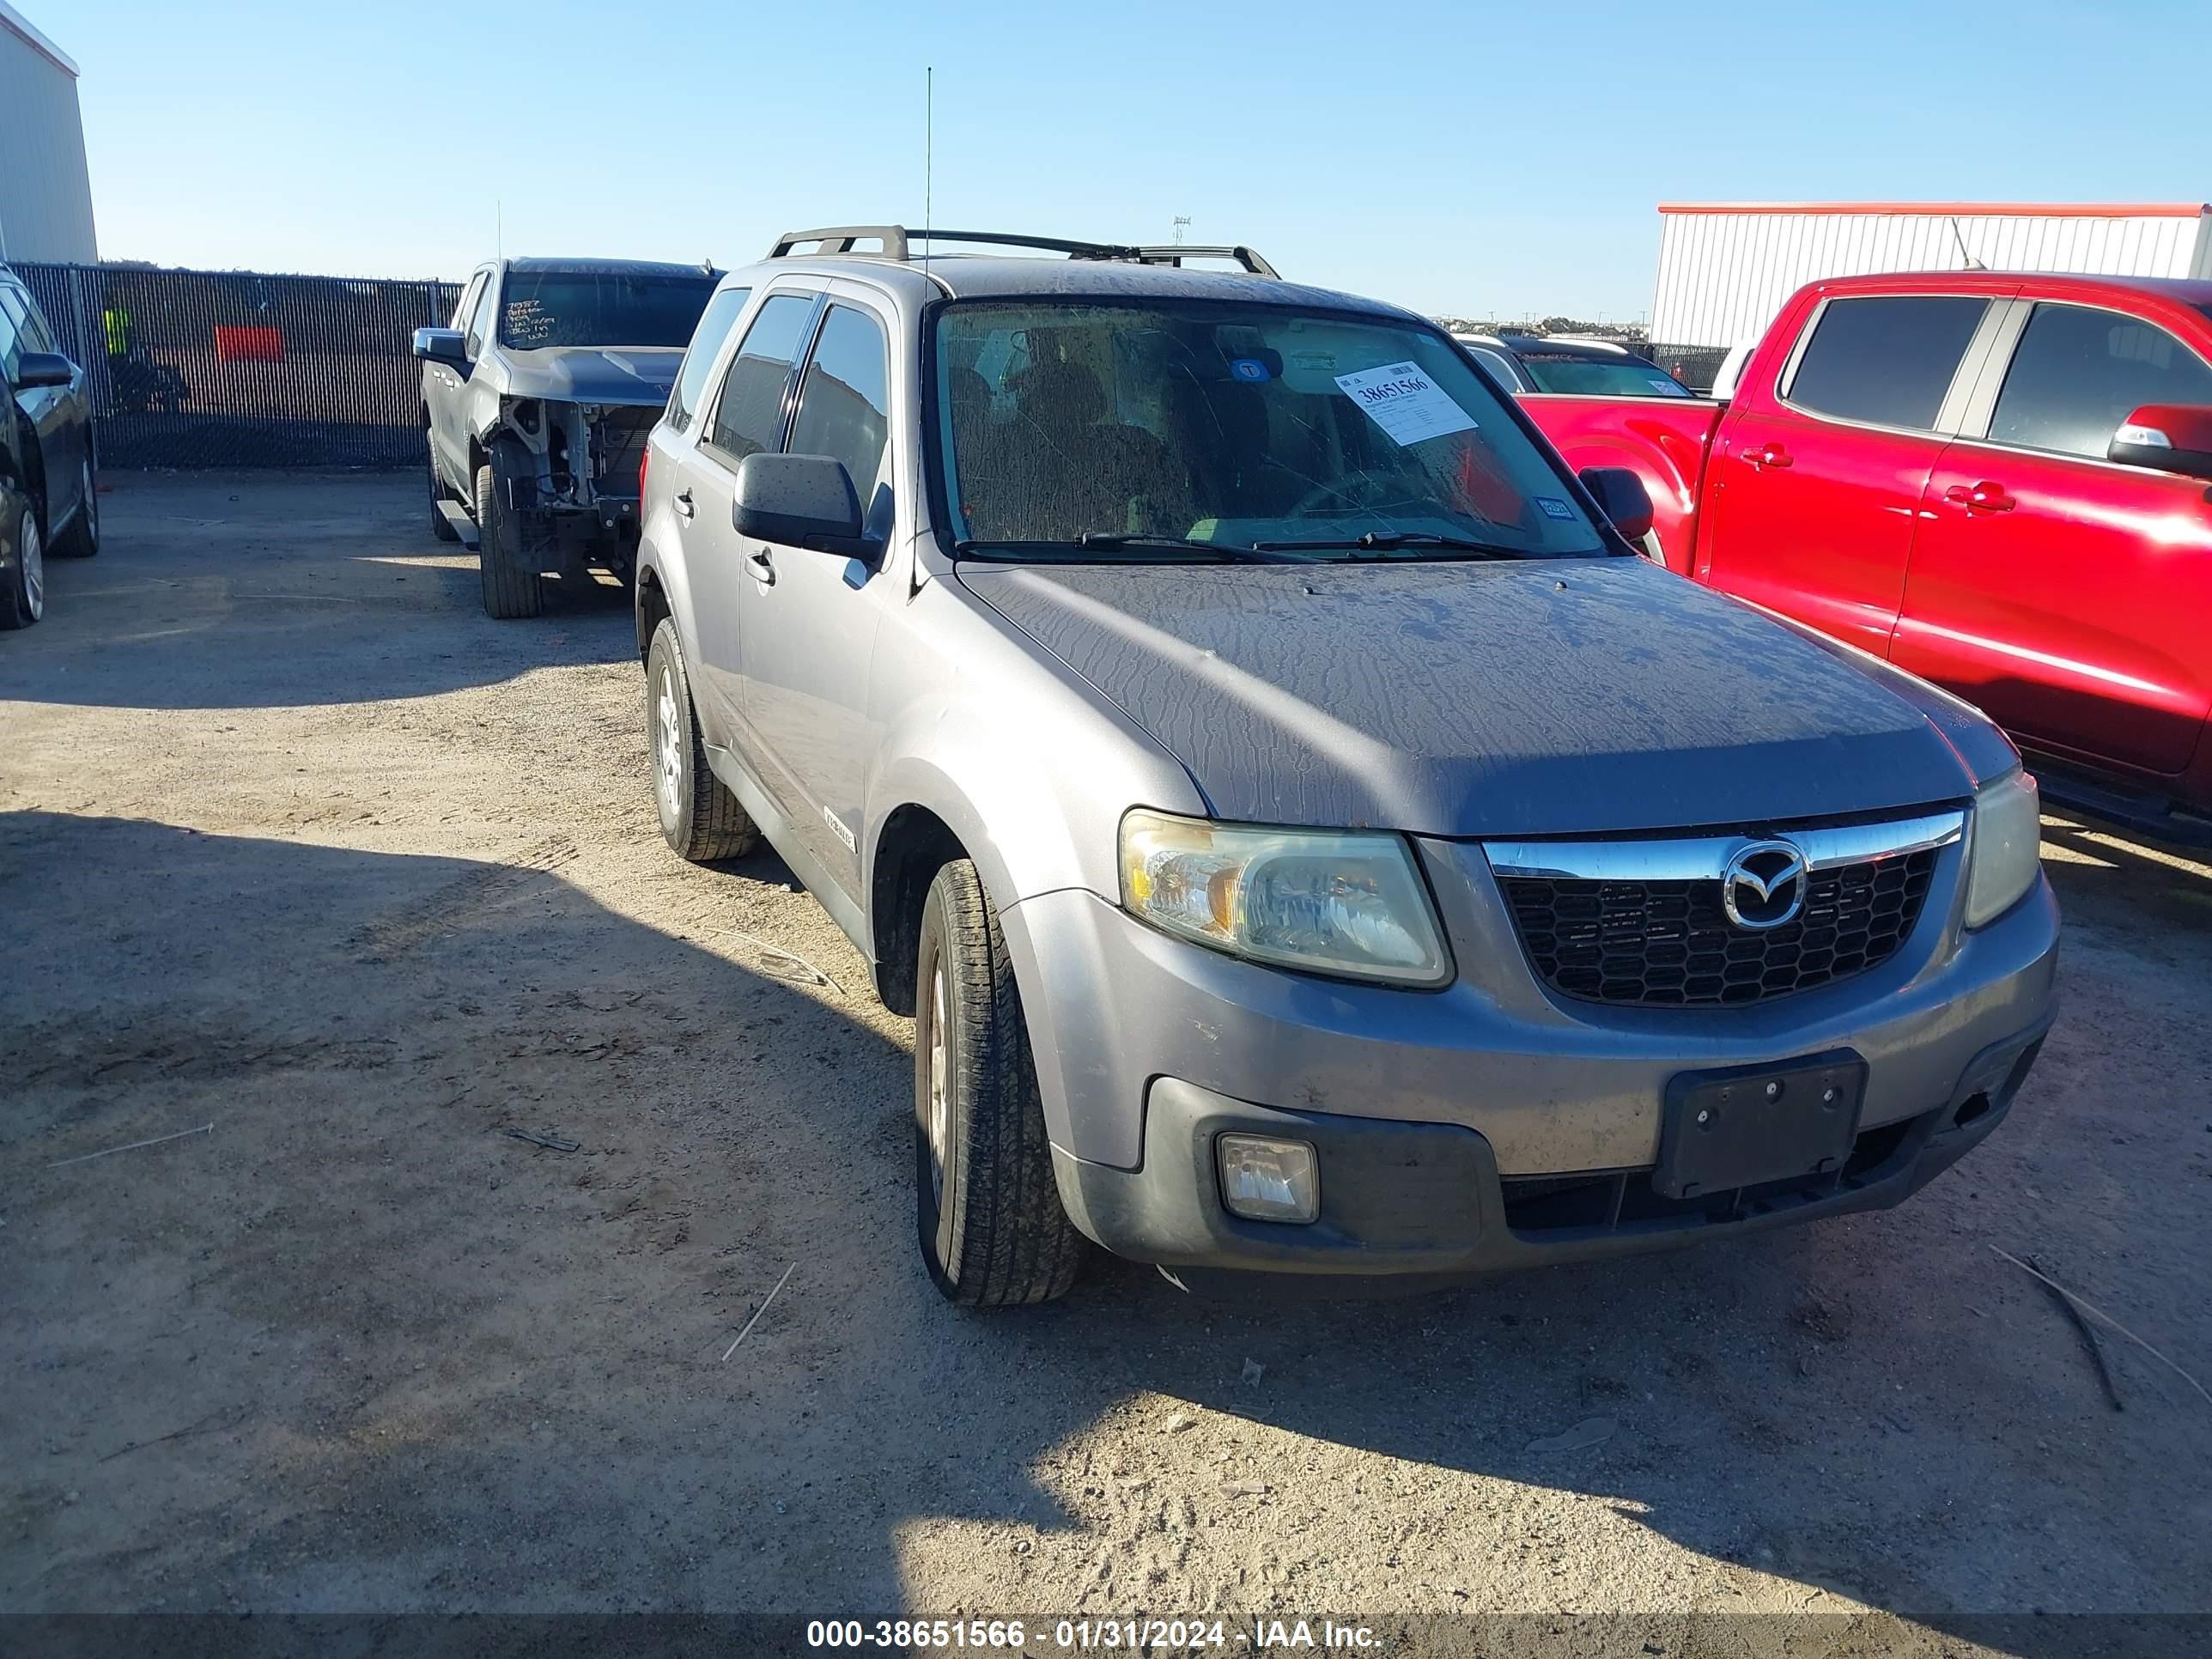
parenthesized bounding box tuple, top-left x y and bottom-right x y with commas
(2, 264, 100, 629)
(1453, 331, 1697, 399)
(413, 257, 719, 619)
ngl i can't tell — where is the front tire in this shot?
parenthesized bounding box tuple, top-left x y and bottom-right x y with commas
(476, 451, 543, 619)
(915, 860, 1085, 1307)
(52, 459, 99, 559)
(2, 505, 43, 629)
(645, 617, 758, 861)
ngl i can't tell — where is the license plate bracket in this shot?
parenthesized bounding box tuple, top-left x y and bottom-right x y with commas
(1655, 1050, 1867, 1200)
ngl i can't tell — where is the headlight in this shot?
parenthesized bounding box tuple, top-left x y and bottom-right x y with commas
(1964, 769, 2041, 928)
(1118, 809, 1450, 986)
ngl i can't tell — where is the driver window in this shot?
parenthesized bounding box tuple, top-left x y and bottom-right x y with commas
(788, 304, 893, 527)
(449, 274, 484, 332)
(465, 279, 498, 360)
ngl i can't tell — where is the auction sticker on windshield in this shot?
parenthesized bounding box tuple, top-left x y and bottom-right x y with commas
(1334, 362, 1477, 447)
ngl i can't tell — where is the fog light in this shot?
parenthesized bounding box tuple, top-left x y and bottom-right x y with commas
(1217, 1134, 1319, 1224)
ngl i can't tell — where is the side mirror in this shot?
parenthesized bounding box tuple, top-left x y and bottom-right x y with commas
(1577, 465, 1655, 544)
(412, 326, 470, 367)
(2109, 404, 2212, 482)
(14, 350, 75, 390)
(732, 452, 873, 557)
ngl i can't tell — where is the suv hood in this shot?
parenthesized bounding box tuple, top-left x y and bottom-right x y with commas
(500, 346, 684, 407)
(959, 558, 1978, 838)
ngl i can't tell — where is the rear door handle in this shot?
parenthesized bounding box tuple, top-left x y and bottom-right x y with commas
(673, 489, 694, 520)
(1742, 443, 1793, 469)
(1946, 481, 2015, 513)
(748, 547, 775, 586)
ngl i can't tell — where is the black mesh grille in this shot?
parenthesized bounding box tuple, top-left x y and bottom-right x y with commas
(1499, 848, 1937, 1007)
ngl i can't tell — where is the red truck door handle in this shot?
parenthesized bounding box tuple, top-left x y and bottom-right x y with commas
(1946, 481, 2015, 513)
(1742, 443, 1793, 469)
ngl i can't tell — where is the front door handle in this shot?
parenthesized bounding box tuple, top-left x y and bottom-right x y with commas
(1946, 481, 2015, 513)
(673, 489, 695, 520)
(748, 547, 775, 586)
(1742, 442, 1793, 469)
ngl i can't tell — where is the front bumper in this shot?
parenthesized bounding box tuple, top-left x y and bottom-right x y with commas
(997, 830, 2059, 1282)
(1054, 1022, 2045, 1291)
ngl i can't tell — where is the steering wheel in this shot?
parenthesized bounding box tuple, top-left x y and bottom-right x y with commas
(1290, 468, 1422, 519)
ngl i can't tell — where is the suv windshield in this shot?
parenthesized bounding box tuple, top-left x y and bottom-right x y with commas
(1516, 353, 1694, 398)
(499, 270, 716, 350)
(933, 301, 1608, 561)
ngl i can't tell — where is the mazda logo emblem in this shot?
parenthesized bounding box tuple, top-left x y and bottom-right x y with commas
(1722, 840, 1809, 930)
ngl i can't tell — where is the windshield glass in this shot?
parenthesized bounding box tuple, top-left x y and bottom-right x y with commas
(1517, 353, 1695, 398)
(933, 301, 1608, 561)
(498, 271, 716, 349)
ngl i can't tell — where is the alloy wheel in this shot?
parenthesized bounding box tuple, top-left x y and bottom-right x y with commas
(927, 963, 950, 1201)
(655, 669, 683, 820)
(20, 512, 43, 622)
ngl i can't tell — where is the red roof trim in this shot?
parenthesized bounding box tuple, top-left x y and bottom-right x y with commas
(1658, 202, 2209, 219)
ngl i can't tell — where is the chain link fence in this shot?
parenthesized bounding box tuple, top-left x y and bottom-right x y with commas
(1646, 343, 1731, 394)
(13, 260, 1739, 467)
(12, 263, 461, 470)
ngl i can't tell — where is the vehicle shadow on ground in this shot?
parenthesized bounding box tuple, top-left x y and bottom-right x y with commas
(2039, 813, 2212, 930)
(3, 472, 635, 711)
(5, 816, 2199, 1652)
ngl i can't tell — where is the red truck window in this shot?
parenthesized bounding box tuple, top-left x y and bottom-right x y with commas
(1987, 304, 2212, 460)
(1784, 296, 1986, 430)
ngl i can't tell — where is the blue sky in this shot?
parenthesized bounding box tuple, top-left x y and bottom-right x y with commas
(49, 0, 2212, 322)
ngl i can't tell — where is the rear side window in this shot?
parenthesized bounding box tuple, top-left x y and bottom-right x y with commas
(1784, 296, 1988, 430)
(668, 285, 751, 434)
(789, 305, 892, 511)
(1988, 304, 2212, 461)
(707, 293, 817, 463)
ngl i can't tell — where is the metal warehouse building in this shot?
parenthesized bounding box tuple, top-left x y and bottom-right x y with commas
(1650, 201, 2212, 357)
(0, 1, 97, 264)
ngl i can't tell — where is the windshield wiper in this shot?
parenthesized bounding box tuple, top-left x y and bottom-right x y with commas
(952, 533, 1290, 563)
(1250, 531, 1533, 559)
(1077, 532, 1292, 562)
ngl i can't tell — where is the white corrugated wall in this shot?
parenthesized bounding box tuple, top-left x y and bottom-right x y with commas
(1650, 207, 2212, 350)
(0, 3, 99, 264)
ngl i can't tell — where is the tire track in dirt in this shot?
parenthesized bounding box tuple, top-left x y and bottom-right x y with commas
(347, 833, 578, 962)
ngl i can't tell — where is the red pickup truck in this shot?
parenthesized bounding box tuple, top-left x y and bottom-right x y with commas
(1523, 270, 2212, 842)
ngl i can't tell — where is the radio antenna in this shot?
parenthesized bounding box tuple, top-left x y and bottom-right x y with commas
(923, 66, 933, 279)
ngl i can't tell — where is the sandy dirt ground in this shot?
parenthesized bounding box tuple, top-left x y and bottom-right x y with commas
(3, 474, 2209, 1655)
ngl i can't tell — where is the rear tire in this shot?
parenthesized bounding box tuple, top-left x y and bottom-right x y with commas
(52, 458, 99, 559)
(915, 860, 1085, 1307)
(1, 504, 43, 629)
(476, 452, 544, 619)
(646, 617, 758, 861)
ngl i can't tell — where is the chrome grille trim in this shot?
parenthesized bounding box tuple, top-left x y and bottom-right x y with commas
(1480, 810, 1965, 884)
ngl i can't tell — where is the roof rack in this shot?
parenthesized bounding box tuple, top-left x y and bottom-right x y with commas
(765, 226, 1277, 276)
(1133, 245, 1279, 278)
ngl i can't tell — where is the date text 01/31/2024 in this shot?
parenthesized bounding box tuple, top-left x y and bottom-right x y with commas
(805, 1618, 1381, 1650)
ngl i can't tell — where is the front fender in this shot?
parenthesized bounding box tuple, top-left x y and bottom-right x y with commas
(860, 603, 1206, 917)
